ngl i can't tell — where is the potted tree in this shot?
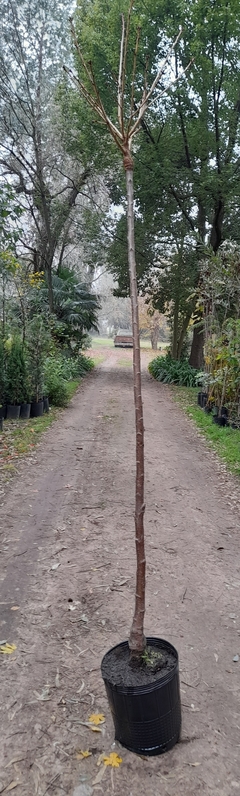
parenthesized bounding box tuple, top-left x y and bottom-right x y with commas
(5, 338, 28, 420)
(27, 316, 47, 417)
(66, 3, 190, 755)
(0, 336, 6, 420)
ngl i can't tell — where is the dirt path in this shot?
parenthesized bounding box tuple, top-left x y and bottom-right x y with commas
(0, 348, 240, 796)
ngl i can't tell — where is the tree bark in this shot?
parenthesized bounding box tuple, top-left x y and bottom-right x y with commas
(189, 323, 204, 369)
(172, 297, 179, 360)
(124, 157, 146, 658)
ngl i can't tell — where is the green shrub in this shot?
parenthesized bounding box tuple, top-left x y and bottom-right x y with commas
(149, 353, 199, 387)
(43, 357, 69, 407)
(43, 353, 94, 407)
(5, 339, 29, 404)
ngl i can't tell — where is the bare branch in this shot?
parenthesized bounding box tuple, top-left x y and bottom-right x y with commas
(118, 14, 125, 132)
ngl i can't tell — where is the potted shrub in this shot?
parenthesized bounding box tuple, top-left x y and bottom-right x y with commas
(0, 337, 6, 419)
(27, 316, 48, 417)
(5, 339, 27, 420)
(67, 5, 186, 756)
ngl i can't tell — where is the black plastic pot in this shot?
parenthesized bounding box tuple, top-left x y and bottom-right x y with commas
(0, 405, 6, 420)
(0, 417, 3, 432)
(221, 406, 228, 418)
(43, 396, 49, 413)
(101, 637, 181, 756)
(30, 400, 44, 418)
(6, 404, 20, 420)
(198, 391, 208, 408)
(213, 415, 228, 427)
(20, 402, 31, 420)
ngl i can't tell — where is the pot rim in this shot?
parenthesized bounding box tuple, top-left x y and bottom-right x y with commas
(101, 637, 179, 695)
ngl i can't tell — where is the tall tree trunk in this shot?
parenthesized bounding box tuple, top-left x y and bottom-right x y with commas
(150, 325, 159, 350)
(172, 297, 179, 360)
(177, 310, 192, 360)
(189, 323, 204, 369)
(125, 157, 146, 658)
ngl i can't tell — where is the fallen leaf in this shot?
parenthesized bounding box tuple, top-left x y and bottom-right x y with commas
(10, 607, 19, 611)
(103, 752, 122, 768)
(190, 762, 201, 767)
(214, 653, 218, 663)
(5, 783, 19, 792)
(88, 713, 105, 726)
(97, 753, 105, 767)
(89, 726, 102, 733)
(0, 643, 17, 654)
(92, 766, 106, 785)
(51, 562, 61, 571)
(55, 669, 60, 688)
(76, 750, 92, 760)
(5, 758, 24, 769)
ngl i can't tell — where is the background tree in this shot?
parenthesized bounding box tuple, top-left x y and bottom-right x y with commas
(0, 0, 97, 310)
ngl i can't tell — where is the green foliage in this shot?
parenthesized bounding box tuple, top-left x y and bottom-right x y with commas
(149, 353, 199, 387)
(5, 339, 29, 405)
(43, 352, 94, 406)
(26, 316, 50, 402)
(174, 386, 240, 477)
(59, 353, 94, 380)
(43, 358, 69, 407)
(0, 337, 6, 405)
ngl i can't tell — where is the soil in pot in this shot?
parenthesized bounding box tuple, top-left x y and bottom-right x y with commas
(20, 403, 31, 420)
(6, 404, 20, 420)
(101, 637, 181, 756)
(31, 400, 44, 418)
(102, 642, 176, 687)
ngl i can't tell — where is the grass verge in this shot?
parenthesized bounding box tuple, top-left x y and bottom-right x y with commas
(0, 379, 81, 473)
(172, 386, 240, 477)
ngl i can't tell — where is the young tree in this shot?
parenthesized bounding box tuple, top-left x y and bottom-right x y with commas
(65, 5, 187, 657)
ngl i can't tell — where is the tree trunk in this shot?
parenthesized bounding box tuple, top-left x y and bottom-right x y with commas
(125, 158, 146, 658)
(172, 298, 179, 359)
(150, 325, 159, 350)
(177, 310, 192, 360)
(46, 264, 54, 313)
(189, 323, 204, 369)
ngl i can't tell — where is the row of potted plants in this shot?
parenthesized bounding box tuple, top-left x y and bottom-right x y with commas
(197, 391, 240, 428)
(0, 322, 47, 421)
(0, 396, 49, 422)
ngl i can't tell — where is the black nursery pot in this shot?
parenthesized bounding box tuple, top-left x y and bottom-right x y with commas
(31, 400, 44, 418)
(198, 391, 208, 408)
(20, 402, 31, 420)
(43, 396, 49, 413)
(101, 637, 181, 756)
(0, 405, 6, 419)
(6, 404, 20, 420)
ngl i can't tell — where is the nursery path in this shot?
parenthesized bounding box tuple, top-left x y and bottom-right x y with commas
(0, 346, 240, 796)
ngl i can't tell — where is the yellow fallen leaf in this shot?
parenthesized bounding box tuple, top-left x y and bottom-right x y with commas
(88, 713, 105, 726)
(76, 750, 92, 760)
(5, 783, 19, 792)
(89, 726, 102, 733)
(0, 643, 17, 654)
(103, 753, 122, 768)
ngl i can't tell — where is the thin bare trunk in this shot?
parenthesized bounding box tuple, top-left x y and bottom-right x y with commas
(125, 160, 146, 657)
